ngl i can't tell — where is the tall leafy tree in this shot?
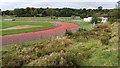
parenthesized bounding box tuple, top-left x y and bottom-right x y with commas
(45, 8, 55, 16)
(98, 6, 103, 11)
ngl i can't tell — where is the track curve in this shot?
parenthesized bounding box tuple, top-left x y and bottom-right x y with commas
(1, 22, 80, 46)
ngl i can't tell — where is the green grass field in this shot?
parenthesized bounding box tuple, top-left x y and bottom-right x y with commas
(1, 17, 57, 36)
(0, 22, 53, 36)
(1, 22, 52, 29)
(2, 16, 73, 22)
(77, 22, 92, 29)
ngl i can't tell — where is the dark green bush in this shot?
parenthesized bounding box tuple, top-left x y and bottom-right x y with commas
(65, 29, 73, 36)
(100, 36, 109, 45)
(78, 28, 86, 32)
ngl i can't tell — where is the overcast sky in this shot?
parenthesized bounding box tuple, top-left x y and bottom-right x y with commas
(0, 0, 119, 11)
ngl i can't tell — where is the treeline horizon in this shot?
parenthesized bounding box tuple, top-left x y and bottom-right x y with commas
(2, 6, 119, 22)
(1, 6, 111, 17)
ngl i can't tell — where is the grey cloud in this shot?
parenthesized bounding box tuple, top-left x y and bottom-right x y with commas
(1, 2, 117, 11)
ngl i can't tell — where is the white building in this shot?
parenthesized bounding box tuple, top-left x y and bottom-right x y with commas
(100, 17, 108, 23)
(83, 17, 92, 22)
(83, 17, 108, 23)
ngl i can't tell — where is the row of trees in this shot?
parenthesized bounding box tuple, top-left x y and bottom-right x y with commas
(2, 6, 109, 17)
(2, 6, 119, 22)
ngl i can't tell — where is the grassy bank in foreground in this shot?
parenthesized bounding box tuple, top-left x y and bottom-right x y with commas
(2, 22, 118, 66)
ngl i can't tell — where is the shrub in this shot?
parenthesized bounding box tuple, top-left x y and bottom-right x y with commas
(65, 29, 73, 36)
(78, 28, 86, 32)
(27, 52, 82, 66)
(36, 14, 42, 17)
(51, 16, 58, 19)
(81, 31, 90, 40)
(100, 36, 109, 45)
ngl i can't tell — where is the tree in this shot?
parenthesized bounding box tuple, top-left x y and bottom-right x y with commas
(91, 17, 97, 24)
(31, 7, 38, 16)
(117, 1, 120, 20)
(83, 8, 87, 15)
(79, 8, 88, 18)
(117, 1, 120, 8)
(24, 7, 37, 17)
(80, 13, 87, 18)
(91, 16, 101, 24)
(45, 8, 55, 16)
(87, 9, 92, 17)
(2, 10, 13, 15)
(98, 6, 103, 11)
(108, 9, 118, 22)
(59, 8, 74, 17)
(37, 8, 44, 14)
(14, 8, 21, 16)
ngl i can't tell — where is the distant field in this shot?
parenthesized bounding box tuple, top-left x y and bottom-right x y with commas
(2, 17, 73, 22)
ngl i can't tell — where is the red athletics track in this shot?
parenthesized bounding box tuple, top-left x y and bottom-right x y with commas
(0, 22, 80, 46)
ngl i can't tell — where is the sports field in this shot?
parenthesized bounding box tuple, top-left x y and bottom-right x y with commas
(1, 17, 90, 36)
(1, 22, 53, 36)
(1, 17, 55, 36)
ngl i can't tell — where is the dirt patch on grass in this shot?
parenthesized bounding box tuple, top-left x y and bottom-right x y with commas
(2, 25, 41, 31)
